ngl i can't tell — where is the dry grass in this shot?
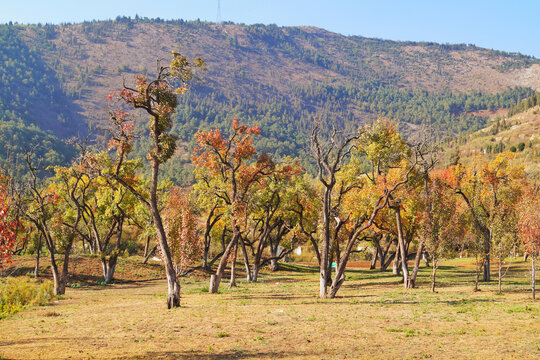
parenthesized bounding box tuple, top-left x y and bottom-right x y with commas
(0, 258, 538, 359)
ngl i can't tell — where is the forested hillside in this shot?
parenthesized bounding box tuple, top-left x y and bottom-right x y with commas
(0, 25, 83, 174)
(1, 18, 540, 182)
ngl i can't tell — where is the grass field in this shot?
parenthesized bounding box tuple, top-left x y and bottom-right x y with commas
(0, 257, 538, 359)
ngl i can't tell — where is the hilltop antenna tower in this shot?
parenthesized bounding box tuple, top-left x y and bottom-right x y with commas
(217, 0, 222, 25)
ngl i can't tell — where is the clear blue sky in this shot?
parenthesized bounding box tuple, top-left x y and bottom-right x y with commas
(3, 0, 540, 58)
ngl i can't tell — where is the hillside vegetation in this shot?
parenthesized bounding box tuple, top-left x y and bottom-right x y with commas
(1, 18, 540, 181)
(450, 104, 540, 180)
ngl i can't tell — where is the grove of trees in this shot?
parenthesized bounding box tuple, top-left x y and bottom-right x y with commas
(1, 54, 538, 308)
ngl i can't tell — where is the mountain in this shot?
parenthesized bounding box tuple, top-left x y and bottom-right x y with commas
(1, 18, 540, 182)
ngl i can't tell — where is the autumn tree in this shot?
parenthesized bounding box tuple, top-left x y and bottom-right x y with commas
(518, 186, 539, 299)
(22, 149, 83, 295)
(57, 148, 143, 283)
(192, 119, 274, 293)
(408, 140, 438, 288)
(162, 187, 203, 275)
(310, 120, 418, 298)
(422, 170, 464, 292)
(246, 159, 304, 280)
(108, 53, 205, 308)
(309, 122, 360, 298)
(288, 174, 322, 265)
(453, 153, 525, 282)
(192, 164, 226, 270)
(0, 185, 16, 269)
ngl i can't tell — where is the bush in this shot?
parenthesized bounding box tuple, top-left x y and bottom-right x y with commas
(0, 277, 54, 319)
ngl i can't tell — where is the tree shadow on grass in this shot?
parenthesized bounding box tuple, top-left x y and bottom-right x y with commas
(111, 349, 323, 359)
(277, 263, 318, 273)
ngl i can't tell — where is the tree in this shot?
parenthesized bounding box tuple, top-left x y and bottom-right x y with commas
(193, 119, 274, 293)
(59, 149, 142, 283)
(453, 153, 525, 282)
(310, 120, 418, 298)
(408, 139, 438, 288)
(192, 164, 226, 270)
(108, 53, 205, 308)
(518, 186, 539, 299)
(162, 187, 203, 275)
(22, 149, 83, 295)
(422, 170, 463, 292)
(309, 122, 360, 298)
(0, 185, 16, 269)
(246, 159, 304, 280)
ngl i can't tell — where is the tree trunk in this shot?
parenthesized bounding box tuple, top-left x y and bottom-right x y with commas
(394, 208, 410, 288)
(203, 245, 209, 270)
(101, 255, 119, 284)
(50, 255, 65, 296)
(319, 188, 332, 299)
(482, 231, 492, 282)
(498, 244, 503, 294)
(370, 245, 378, 270)
(379, 236, 393, 271)
(474, 254, 480, 292)
(422, 251, 430, 267)
(252, 263, 260, 282)
(431, 261, 438, 292)
(268, 243, 279, 271)
(34, 235, 42, 278)
(523, 252, 529, 261)
(149, 162, 180, 308)
(209, 225, 239, 293)
(392, 246, 400, 276)
(320, 270, 328, 299)
(143, 236, 151, 258)
(143, 245, 157, 264)
(531, 255, 536, 300)
(408, 240, 424, 288)
(229, 244, 237, 288)
(483, 254, 491, 282)
(377, 242, 385, 271)
(239, 236, 252, 282)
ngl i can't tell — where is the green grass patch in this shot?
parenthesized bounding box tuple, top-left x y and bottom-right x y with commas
(505, 305, 537, 314)
(0, 277, 54, 319)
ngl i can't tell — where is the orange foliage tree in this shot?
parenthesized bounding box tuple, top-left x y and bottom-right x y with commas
(192, 119, 274, 293)
(452, 153, 525, 282)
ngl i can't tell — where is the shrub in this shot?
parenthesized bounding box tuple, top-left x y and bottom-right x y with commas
(0, 277, 54, 319)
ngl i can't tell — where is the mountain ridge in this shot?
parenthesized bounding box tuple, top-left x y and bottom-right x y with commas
(1, 18, 539, 181)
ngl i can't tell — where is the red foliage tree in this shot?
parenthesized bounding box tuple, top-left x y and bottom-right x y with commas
(162, 187, 202, 275)
(0, 186, 16, 269)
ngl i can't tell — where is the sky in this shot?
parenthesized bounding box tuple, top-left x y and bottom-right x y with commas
(2, 0, 540, 58)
